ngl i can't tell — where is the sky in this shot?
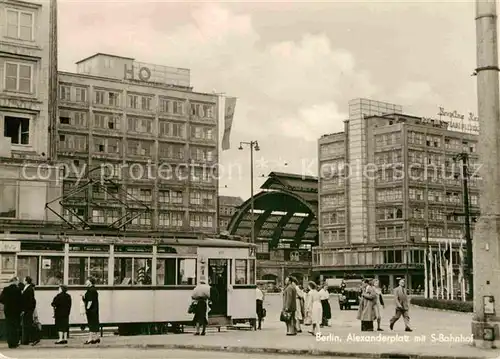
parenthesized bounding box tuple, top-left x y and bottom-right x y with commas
(57, 0, 478, 200)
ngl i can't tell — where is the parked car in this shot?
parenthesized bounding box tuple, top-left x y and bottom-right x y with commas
(338, 279, 362, 310)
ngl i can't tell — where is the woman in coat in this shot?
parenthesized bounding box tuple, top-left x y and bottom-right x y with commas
(282, 276, 297, 336)
(305, 281, 322, 336)
(294, 284, 305, 333)
(372, 279, 384, 331)
(357, 279, 377, 331)
(51, 284, 72, 344)
(191, 279, 211, 335)
(82, 278, 100, 344)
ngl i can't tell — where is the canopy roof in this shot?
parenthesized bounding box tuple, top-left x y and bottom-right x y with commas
(228, 172, 318, 248)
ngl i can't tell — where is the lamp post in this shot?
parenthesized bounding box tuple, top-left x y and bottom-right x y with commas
(238, 141, 260, 243)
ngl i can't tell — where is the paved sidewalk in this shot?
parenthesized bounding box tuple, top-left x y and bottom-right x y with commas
(2, 299, 499, 359)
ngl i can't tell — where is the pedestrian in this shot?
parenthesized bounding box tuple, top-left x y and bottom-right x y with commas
(372, 279, 384, 331)
(256, 284, 265, 330)
(389, 278, 412, 332)
(82, 278, 100, 344)
(319, 284, 331, 327)
(0, 277, 22, 348)
(305, 281, 322, 336)
(281, 276, 297, 336)
(190, 278, 211, 336)
(357, 279, 377, 331)
(294, 282, 305, 333)
(51, 284, 72, 344)
(21, 276, 39, 346)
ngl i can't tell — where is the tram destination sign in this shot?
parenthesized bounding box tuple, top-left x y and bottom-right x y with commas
(114, 245, 152, 253)
(69, 244, 108, 252)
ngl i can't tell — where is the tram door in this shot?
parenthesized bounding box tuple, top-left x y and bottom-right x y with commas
(208, 259, 228, 316)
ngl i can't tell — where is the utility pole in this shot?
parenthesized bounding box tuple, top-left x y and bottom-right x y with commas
(48, 0, 58, 160)
(425, 225, 430, 298)
(472, 0, 500, 348)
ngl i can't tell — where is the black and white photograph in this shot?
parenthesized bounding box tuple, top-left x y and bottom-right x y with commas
(0, 0, 499, 358)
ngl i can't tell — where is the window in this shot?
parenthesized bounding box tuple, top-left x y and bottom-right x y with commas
(95, 90, 105, 104)
(235, 259, 247, 284)
(128, 117, 153, 134)
(60, 85, 71, 101)
(127, 140, 153, 156)
(249, 259, 255, 285)
(6, 9, 33, 41)
(114, 258, 152, 285)
(159, 121, 185, 138)
(108, 92, 120, 107)
(17, 256, 38, 285)
(4, 116, 29, 145)
(156, 258, 196, 285)
(191, 147, 214, 162)
(40, 257, 64, 286)
(68, 257, 108, 285)
(141, 96, 152, 111)
(59, 111, 87, 127)
(159, 98, 184, 114)
(158, 144, 185, 160)
(75, 87, 87, 103)
(59, 134, 87, 151)
(5, 62, 32, 93)
(189, 214, 213, 228)
(94, 113, 121, 130)
(191, 126, 214, 140)
(128, 94, 138, 109)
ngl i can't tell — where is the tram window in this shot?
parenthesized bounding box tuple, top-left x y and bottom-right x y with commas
(235, 259, 247, 285)
(178, 258, 196, 285)
(114, 258, 152, 285)
(40, 257, 63, 286)
(157, 258, 176, 285)
(68, 257, 109, 285)
(17, 256, 39, 285)
(156, 258, 196, 285)
(249, 259, 255, 285)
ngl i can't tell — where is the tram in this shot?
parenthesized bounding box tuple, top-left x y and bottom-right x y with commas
(0, 235, 258, 335)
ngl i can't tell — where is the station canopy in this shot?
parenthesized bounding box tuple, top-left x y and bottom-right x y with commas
(227, 172, 318, 248)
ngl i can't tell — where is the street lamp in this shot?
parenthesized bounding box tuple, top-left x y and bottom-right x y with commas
(239, 141, 260, 243)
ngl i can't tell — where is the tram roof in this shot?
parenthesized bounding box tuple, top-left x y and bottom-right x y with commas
(9, 234, 255, 249)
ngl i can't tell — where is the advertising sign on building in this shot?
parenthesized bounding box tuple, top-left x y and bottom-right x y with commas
(123, 62, 190, 87)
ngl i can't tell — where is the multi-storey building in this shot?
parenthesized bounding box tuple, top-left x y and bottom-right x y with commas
(218, 195, 243, 232)
(56, 53, 219, 235)
(0, 0, 62, 280)
(314, 99, 479, 292)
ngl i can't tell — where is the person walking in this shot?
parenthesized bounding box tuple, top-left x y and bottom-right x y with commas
(281, 276, 297, 336)
(319, 284, 331, 327)
(372, 279, 385, 331)
(191, 278, 211, 336)
(305, 281, 322, 336)
(256, 284, 265, 330)
(0, 277, 22, 348)
(389, 278, 412, 332)
(357, 279, 377, 331)
(51, 284, 72, 344)
(83, 278, 100, 344)
(21, 276, 38, 346)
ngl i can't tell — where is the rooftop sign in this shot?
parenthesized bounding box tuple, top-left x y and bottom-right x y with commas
(123, 62, 190, 87)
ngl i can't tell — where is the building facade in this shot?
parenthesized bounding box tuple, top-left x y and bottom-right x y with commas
(0, 0, 62, 283)
(218, 195, 243, 231)
(314, 99, 479, 292)
(56, 53, 219, 235)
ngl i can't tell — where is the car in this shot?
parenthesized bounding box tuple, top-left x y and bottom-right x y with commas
(338, 279, 362, 310)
